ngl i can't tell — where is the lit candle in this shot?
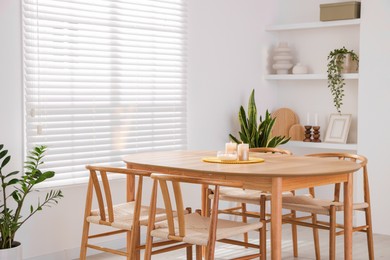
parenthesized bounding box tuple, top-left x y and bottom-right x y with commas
(225, 142, 237, 154)
(314, 113, 318, 126)
(237, 143, 249, 161)
(306, 112, 310, 125)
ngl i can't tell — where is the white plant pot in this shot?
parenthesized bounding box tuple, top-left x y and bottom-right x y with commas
(0, 242, 22, 260)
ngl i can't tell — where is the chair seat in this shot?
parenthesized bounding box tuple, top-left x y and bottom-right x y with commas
(210, 187, 293, 205)
(282, 194, 369, 215)
(150, 213, 263, 246)
(87, 201, 170, 230)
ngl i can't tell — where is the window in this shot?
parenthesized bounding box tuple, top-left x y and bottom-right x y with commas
(23, 0, 187, 186)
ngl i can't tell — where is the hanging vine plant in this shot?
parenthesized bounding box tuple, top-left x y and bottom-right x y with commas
(327, 47, 359, 113)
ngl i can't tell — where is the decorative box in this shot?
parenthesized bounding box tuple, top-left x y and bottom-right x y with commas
(320, 1, 361, 21)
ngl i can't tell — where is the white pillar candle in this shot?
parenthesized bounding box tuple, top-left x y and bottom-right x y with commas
(237, 143, 249, 161)
(314, 113, 318, 126)
(225, 142, 237, 154)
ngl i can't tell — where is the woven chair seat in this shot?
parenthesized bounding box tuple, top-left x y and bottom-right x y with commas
(209, 187, 293, 205)
(87, 201, 171, 230)
(150, 213, 263, 246)
(282, 194, 369, 215)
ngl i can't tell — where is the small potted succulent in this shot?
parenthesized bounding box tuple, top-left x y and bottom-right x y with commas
(229, 89, 290, 148)
(0, 145, 63, 259)
(327, 47, 359, 113)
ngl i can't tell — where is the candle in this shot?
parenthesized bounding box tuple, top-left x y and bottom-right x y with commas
(306, 112, 310, 125)
(217, 152, 237, 161)
(225, 142, 237, 154)
(314, 113, 318, 126)
(237, 143, 249, 161)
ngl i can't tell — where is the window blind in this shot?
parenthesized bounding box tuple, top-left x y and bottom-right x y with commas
(22, 0, 187, 187)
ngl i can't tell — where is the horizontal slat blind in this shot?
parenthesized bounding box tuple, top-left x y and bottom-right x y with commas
(23, 0, 187, 187)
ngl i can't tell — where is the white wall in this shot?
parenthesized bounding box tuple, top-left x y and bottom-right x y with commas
(358, 0, 390, 234)
(0, 0, 23, 177)
(187, 0, 277, 150)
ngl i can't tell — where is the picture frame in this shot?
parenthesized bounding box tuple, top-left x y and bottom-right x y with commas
(324, 114, 352, 143)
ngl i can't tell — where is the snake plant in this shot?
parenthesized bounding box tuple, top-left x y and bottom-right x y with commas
(229, 90, 290, 148)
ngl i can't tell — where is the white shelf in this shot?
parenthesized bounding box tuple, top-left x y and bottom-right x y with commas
(264, 73, 359, 80)
(265, 19, 360, 32)
(281, 141, 357, 151)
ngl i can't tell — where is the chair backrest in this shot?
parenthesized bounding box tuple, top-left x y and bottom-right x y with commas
(84, 165, 151, 225)
(249, 147, 292, 155)
(149, 173, 244, 241)
(305, 153, 368, 203)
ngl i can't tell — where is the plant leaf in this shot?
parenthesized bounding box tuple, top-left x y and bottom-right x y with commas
(0, 150, 8, 160)
(238, 106, 249, 138)
(7, 178, 19, 185)
(1, 155, 11, 168)
(229, 134, 240, 144)
(5, 171, 19, 178)
(247, 89, 257, 138)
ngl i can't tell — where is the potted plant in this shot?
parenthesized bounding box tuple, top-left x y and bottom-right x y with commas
(327, 46, 359, 113)
(0, 144, 63, 259)
(229, 89, 290, 148)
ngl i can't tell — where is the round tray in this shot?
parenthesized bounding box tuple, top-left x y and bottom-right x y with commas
(202, 157, 264, 164)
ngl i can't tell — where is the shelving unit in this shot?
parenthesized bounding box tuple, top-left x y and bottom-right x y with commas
(266, 18, 360, 152)
(265, 73, 359, 80)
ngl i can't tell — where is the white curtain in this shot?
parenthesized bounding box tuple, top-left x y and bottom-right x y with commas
(22, 0, 187, 187)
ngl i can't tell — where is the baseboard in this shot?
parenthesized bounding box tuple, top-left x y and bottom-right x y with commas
(25, 237, 127, 260)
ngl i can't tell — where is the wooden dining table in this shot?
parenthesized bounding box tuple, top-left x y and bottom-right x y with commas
(123, 150, 361, 260)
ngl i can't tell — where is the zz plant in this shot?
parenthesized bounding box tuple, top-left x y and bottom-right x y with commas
(0, 145, 63, 249)
(327, 47, 359, 113)
(229, 89, 290, 148)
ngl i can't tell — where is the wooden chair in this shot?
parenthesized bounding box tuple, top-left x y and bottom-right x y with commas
(80, 166, 193, 260)
(282, 153, 374, 260)
(144, 173, 264, 260)
(208, 147, 298, 259)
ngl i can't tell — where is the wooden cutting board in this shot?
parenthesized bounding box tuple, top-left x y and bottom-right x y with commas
(271, 108, 299, 137)
(288, 124, 305, 141)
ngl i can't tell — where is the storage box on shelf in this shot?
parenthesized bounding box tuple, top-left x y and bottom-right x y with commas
(320, 1, 361, 22)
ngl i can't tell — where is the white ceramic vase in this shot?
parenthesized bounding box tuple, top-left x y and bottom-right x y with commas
(272, 42, 293, 74)
(0, 242, 22, 260)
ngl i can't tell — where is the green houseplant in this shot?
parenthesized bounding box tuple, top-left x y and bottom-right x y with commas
(229, 90, 290, 148)
(0, 144, 63, 253)
(327, 47, 359, 113)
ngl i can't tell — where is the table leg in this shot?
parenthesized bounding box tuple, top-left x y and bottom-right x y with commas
(201, 184, 210, 258)
(271, 177, 283, 260)
(201, 184, 210, 216)
(344, 173, 353, 260)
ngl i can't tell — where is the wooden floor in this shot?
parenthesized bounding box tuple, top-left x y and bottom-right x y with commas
(86, 226, 390, 259)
